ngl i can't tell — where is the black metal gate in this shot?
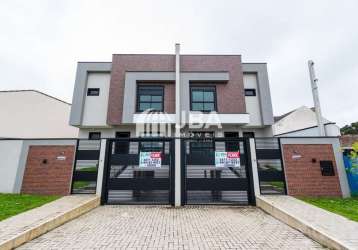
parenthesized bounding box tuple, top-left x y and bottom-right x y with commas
(181, 137, 255, 205)
(101, 138, 175, 205)
(255, 138, 287, 195)
(71, 139, 101, 194)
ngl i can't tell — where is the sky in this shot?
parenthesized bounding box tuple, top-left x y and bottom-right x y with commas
(0, 0, 357, 127)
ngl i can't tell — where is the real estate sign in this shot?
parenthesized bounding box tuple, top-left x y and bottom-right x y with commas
(139, 152, 162, 168)
(215, 151, 240, 168)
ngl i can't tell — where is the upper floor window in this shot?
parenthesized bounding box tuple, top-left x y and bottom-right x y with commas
(190, 86, 217, 112)
(87, 88, 100, 96)
(136, 85, 164, 112)
(244, 88, 256, 96)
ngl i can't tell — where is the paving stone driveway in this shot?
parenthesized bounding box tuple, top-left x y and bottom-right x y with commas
(19, 206, 324, 250)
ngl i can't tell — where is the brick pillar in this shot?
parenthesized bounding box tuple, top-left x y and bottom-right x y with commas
(282, 144, 342, 197)
(21, 145, 75, 195)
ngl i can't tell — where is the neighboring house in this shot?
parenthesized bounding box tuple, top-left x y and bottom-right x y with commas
(340, 134, 358, 149)
(0, 90, 78, 138)
(69, 53, 275, 138)
(273, 106, 341, 137)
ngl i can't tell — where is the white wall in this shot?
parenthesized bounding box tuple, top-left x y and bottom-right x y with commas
(272, 106, 335, 136)
(0, 91, 78, 138)
(82, 73, 110, 127)
(78, 125, 136, 139)
(0, 140, 23, 193)
(78, 125, 272, 139)
(243, 73, 262, 126)
(276, 124, 341, 137)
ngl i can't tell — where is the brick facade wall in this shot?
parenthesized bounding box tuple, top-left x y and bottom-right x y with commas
(108, 55, 175, 124)
(181, 55, 246, 114)
(282, 144, 342, 197)
(164, 82, 175, 114)
(107, 54, 246, 124)
(21, 145, 75, 195)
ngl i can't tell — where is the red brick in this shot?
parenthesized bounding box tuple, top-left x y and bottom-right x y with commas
(107, 54, 246, 124)
(282, 144, 342, 197)
(21, 145, 75, 196)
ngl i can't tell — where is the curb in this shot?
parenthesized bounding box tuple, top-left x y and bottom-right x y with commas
(0, 196, 100, 250)
(256, 196, 351, 250)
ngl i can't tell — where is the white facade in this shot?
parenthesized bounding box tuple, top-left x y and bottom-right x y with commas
(0, 90, 78, 138)
(82, 73, 111, 127)
(74, 69, 274, 139)
(273, 106, 341, 137)
(243, 73, 262, 126)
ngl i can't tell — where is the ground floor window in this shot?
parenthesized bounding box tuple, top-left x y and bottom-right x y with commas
(88, 132, 101, 140)
(224, 132, 240, 151)
(139, 132, 164, 152)
(114, 132, 130, 154)
(243, 132, 255, 138)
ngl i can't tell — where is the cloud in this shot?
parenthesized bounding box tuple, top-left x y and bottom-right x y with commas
(0, 0, 357, 126)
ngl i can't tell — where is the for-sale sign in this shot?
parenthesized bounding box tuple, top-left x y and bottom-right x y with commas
(215, 151, 240, 168)
(139, 152, 162, 168)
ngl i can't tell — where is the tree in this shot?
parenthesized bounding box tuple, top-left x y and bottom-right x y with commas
(351, 142, 358, 158)
(341, 122, 358, 135)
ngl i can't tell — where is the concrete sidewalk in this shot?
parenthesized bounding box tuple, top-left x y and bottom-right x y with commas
(257, 195, 358, 250)
(0, 195, 99, 250)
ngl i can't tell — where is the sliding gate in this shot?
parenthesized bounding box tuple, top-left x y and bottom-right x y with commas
(102, 138, 174, 205)
(182, 137, 255, 205)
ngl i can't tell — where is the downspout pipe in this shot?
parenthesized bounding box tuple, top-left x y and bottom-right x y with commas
(174, 43, 181, 206)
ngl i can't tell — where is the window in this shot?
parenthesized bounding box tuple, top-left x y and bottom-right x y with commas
(190, 131, 214, 152)
(243, 132, 255, 138)
(244, 89, 256, 96)
(88, 132, 101, 140)
(136, 85, 164, 112)
(224, 132, 239, 151)
(190, 86, 216, 112)
(139, 132, 164, 152)
(87, 88, 100, 96)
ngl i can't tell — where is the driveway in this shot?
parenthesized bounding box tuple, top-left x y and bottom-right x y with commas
(18, 206, 323, 249)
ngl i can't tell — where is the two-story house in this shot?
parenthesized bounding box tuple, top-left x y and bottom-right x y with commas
(69, 45, 274, 139)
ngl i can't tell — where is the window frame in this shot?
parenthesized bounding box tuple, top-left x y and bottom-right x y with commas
(136, 84, 164, 112)
(243, 132, 255, 138)
(87, 88, 100, 96)
(190, 85, 217, 112)
(114, 132, 130, 154)
(139, 132, 165, 153)
(224, 132, 240, 151)
(88, 132, 101, 140)
(244, 88, 256, 96)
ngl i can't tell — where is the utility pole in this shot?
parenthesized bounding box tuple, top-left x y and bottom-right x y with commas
(308, 60, 326, 136)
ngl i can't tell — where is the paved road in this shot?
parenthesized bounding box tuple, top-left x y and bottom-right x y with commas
(19, 206, 323, 249)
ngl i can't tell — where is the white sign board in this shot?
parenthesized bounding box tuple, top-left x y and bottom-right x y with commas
(56, 156, 66, 161)
(139, 152, 162, 168)
(215, 151, 240, 168)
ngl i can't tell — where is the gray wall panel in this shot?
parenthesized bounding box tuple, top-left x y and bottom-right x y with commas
(242, 63, 274, 125)
(69, 62, 112, 126)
